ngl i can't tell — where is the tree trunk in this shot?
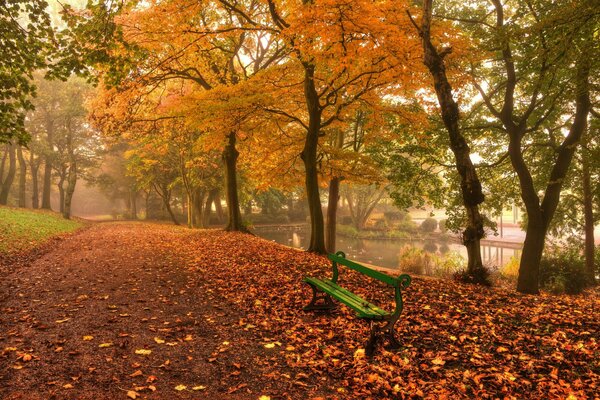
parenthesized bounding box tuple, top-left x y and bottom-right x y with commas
(41, 159, 52, 209)
(582, 156, 595, 285)
(130, 190, 138, 220)
(57, 175, 65, 213)
(223, 132, 247, 232)
(192, 188, 205, 228)
(203, 189, 219, 227)
(0, 143, 16, 205)
(418, 0, 486, 279)
(325, 177, 341, 253)
(30, 152, 39, 209)
(0, 145, 7, 183)
(514, 46, 591, 293)
(301, 63, 326, 254)
(214, 192, 224, 223)
(16, 146, 26, 207)
(164, 194, 179, 225)
(63, 162, 77, 219)
(186, 192, 193, 228)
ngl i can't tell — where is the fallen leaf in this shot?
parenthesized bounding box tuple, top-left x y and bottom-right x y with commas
(126, 390, 138, 399)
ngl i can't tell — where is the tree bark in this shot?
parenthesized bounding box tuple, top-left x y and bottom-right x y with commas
(223, 132, 247, 232)
(16, 146, 26, 207)
(0, 143, 16, 205)
(301, 63, 326, 254)
(186, 192, 193, 228)
(155, 183, 179, 225)
(214, 192, 224, 223)
(192, 187, 205, 228)
(29, 151, 40, 209)
(41, 130, 53, 209)
(63, 162, 77, 219)
(325, 177, 341, 253)
(581, 156, 595, 285)
(0, 145, 7, 184)
(416, 0, 486, 277)
(130, 190, 138, 220)
(57, 173, 65, 213)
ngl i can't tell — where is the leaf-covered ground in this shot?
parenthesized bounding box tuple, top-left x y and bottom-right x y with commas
(0, 222, 598, 399)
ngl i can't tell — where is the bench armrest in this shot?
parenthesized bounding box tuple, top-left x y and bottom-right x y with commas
(396, 274, 411, 289)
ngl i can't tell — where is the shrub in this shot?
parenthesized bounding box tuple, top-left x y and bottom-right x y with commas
(396, 218, 418, 234)
(336, 224, 359, 238)
(500, 256, 520, 278)
(540, 246, 587, 295)
(383, 211, 408, 223)
(420, 217, 438, 233)
(340, 215, 354, 225)
(398, 246, 466, 278)
(388, 230, 410, 239)
(374, 219, 387, 229)
(438, 219, 448, 234)
(453, 265, 491, 286)
(397, 246, 433, 275)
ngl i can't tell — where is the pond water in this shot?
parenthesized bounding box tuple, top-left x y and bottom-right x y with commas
(254, 225, 521, 272)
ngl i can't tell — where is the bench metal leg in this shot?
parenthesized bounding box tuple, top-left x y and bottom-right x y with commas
(365, 318, 402, 357)
(365, 321, 379, 357)
(303, 283, 335, 311)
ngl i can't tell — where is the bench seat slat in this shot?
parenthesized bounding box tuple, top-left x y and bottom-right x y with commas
(304, 277, 389, 319)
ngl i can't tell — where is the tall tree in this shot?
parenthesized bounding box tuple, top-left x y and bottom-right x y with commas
(0, 0, 53, 144)
(408, 0, 487, 281)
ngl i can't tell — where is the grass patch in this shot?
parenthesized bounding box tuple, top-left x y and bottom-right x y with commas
(0, 206, 84, 254)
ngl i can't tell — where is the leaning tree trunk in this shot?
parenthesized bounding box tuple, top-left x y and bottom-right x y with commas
(0, 142, 16, 205)
(223, 132, 247, 232)
(301, 63, 326, 254)
(417, 0, 486, 279)
(325, 177, 341, 253)
(63, 162, 77, 219)
(582, 156, 596, 285)
(16, 146, 26, 207)
(158, 184, 179, 226)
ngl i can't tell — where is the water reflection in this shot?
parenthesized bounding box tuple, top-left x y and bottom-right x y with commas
(255, 225, 521, 272)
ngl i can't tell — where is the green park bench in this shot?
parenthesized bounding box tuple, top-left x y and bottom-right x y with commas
(303, 251, 411, 356)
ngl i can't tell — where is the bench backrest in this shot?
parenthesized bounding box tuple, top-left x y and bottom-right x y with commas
(328, 252, 410, 288)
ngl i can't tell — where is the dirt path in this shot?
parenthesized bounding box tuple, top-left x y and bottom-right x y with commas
(0, 223, 295, 399)
(2, 222, 598, 399)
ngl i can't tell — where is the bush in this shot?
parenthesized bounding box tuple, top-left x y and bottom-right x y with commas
(420, 218, 438, 233)
(396, 218, 418, 234)
(374, 219, 387, 229)
(383, 211, 408, 223)
(438, 219, 448, 234)
(500, 256, 520, 278)
(397, 246, 466, 278)
(336, 224, 359, 238)
(540, 246, 587, 294)
(340, 215, 354, 225)
(453, 265, 491, 286)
